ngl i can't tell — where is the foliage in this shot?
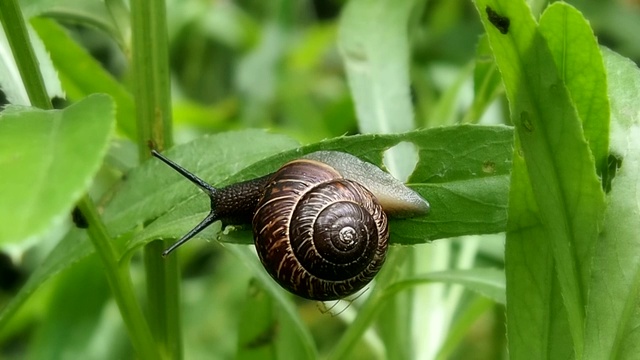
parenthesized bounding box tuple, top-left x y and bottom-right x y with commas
(0, 0, 639, 359)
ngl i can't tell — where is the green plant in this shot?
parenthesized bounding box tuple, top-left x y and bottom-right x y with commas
(0, 0, 639, 359)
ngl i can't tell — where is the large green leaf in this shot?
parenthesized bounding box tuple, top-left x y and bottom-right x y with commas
(0, 94, 114, 244)
(130, 125, 513, 254)
(583, 48, 640, 360)
(474, 0, 607, 358)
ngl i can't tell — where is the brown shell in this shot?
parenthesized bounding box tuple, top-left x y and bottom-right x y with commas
(252, 159, 389, 301)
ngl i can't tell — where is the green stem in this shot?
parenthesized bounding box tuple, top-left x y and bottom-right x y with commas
(130, 0, 181, 358)
(0, 0, 50, 109)
(130, 0, 173, 157)
(0, 1, 160, 358)
(77, 197, 161, 359)
(143, 241, 182, 358)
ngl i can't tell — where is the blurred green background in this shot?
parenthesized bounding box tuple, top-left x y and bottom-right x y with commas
(1, 0, 639, 359)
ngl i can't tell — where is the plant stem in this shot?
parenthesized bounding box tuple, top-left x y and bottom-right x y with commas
(130, 0, 173, 157)
(0, 1, 160, 358)
(130, 0, 182, 358)
(77, 197, 161, 359)
(0, 0, 50, 108)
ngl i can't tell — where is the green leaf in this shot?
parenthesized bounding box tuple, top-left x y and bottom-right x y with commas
(474, 0, 607, 357)
(0, 13, 63, 105)
(338, 0, 415, 134)
(539, 3, 610, 177)
(338, 0, 417, 178)
(132, 125, 513, 251)
(583, 48, 640, 360)
(105, 130, 301, 257)
(236, 279, 278, 360)
(0, 94, 114, 244)
(504, 151, 573, 359)
(27, 255, 111, 359)
(436, 296, 498, 359)
(466, 34, 503, 124)
(0, 228, 94, 330)
(428, 62, 474, 126)
(386, 268, 506, 305)
(31, 18, 137, 139)
(20, 0, 124, 45)
(228, 245, 317, 360)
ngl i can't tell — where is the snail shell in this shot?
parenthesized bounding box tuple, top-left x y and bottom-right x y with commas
(152, 150, 430, 301)
(253, 159, 389, 300)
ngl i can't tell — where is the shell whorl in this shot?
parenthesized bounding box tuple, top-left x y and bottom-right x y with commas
(252, 159, 389, 301)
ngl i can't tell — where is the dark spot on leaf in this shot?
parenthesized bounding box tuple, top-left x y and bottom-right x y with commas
(482, 160, 496, 174)
(486, 6, 510, 34)
(72, 206, 88, 228)
(521, 111, 534, 132)
(603, 153, 623, 193)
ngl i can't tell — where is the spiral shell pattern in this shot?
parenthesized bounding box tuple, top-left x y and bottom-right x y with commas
(253, 159, 389, 300)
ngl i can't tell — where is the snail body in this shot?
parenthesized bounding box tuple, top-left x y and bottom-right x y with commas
(152, 150, 429, 300)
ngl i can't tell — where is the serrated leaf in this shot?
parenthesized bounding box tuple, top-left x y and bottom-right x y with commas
(132, 125, 513, 252)
(0, 94, 114, 244)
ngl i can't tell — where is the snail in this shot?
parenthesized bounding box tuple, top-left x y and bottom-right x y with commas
(151, 150, 430, 300)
